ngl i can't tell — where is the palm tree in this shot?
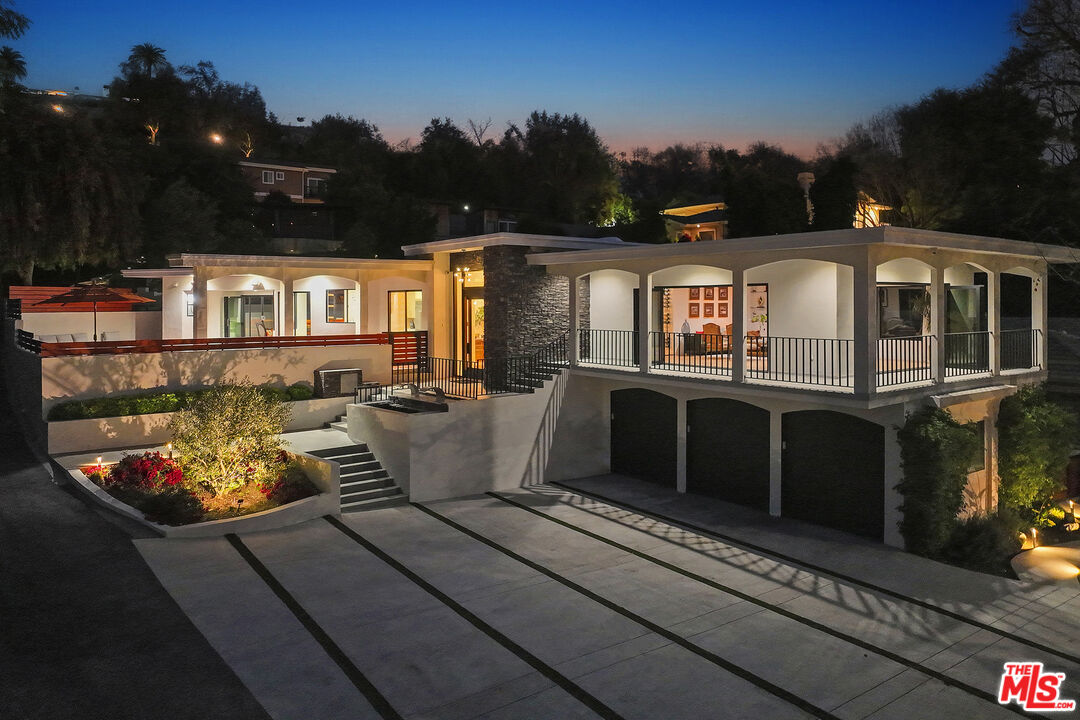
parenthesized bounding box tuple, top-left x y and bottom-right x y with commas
(0, 0, 30, 40)
(127, 43, 167, 79)
(0, 45, 25, 86)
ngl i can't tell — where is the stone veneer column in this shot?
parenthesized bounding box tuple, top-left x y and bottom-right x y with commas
(482, 246, 571, 357)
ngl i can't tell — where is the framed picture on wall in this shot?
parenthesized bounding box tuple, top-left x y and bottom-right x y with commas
(689, 303, 700, 318)
(718, 287, 729, 300)
(704, 287, 715, 300)
(704, 304, 714, 317)
(689, 287, 700, 300)
(718, 304, 728, 318)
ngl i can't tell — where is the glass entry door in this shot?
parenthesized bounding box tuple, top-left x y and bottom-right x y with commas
(462, 288, 484, 362)
(292, 292, 311, 336)
(223, 295, 274, 337)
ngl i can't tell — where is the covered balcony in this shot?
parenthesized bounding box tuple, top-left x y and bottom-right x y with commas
(556, 238, 1050, 399)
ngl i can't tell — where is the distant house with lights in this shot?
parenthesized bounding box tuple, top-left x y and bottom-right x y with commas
(5, 225, 1075, 543)
(238, 160, 341, 255)
(662, 199, 728, 242)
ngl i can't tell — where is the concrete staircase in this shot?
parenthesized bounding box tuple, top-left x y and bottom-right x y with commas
(306, 444, 407, 513)
(329, 413, 348, 433)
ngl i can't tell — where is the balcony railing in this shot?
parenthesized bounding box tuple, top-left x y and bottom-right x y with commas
(649, 331, 732, 377)
(944, 331, 991, 378)
(1000, 328, 1041, 371)
(877, 335, 934, 388)
(578, 329, 637, 368)
(744, 336, 854, 388)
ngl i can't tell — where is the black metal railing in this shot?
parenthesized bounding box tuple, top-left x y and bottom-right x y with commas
(744, 336, 854, 388)
(877, 335, 935, 388)
(5, 298, 21, 319)
(1000, 328, 1041, 371)
(356, 383, 393, 403)
(578, 328, 637, 368)
(375, 333, 571, 403)
(15, 329, 40, 354)
(648, 331, 732, 377)
(944, 331, 991, 377)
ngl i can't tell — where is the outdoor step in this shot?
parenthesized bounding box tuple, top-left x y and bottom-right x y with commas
(329, 421, 348, 432)
(339, 460, 381, 473)
(341, 477, 395, 492)
(307, 444, 368, 460)
(341, 469, 389, 482)
(341, 493, 409, 513)
(341, 484, 401, 502)
(337, 452, 375, 465)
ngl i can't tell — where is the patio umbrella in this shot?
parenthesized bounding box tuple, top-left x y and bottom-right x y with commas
(33, 283, 155, 341)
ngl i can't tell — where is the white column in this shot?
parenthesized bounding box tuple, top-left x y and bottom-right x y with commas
(931, 265, 946, 383)
(638, 272, 651, 374)
(283, 278, 294, 336)
(731, 267, 745, 383)
(1035, 270, 1049, 369)
(676, 398, 687, 493)
(853, 255, 876, 397)
(568, 275, 579, 367)
(883, 420, 904, 548)
(193, 267, 209, 339)
(988, 270, 1001, 376)
(769, 408, 782, 517)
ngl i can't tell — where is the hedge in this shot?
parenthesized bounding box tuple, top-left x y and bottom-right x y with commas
(48, 382, 315, 421)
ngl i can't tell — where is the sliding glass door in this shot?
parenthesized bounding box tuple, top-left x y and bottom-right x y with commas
(223, 295, 274, 337)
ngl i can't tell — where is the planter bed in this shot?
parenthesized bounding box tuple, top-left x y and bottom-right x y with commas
(57, 447, 339, 538)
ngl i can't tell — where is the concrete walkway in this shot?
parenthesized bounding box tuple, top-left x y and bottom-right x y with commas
(0, 406, 268, 720)
(135, 480, 1080, 719)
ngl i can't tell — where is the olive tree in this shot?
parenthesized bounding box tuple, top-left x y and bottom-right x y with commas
(168, 383, 291, 496)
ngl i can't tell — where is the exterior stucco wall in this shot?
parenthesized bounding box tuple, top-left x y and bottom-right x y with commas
(40, 344, 392, 415)
(21, 311, 162, 342)
(347, 374, 565, 502)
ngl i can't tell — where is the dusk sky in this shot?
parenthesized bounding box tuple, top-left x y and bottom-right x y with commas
(17, 0, 1024, 157)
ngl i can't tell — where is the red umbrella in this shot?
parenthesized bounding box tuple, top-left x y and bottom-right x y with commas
(33, 283, 155, 341)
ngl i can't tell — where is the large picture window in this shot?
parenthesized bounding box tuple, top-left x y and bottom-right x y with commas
(326, 289, 354, 323)
(388, 290, 423, 332)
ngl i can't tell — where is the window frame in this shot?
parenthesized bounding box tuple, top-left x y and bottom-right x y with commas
(325, 288, 353, 323)
(261, 170, 274, 184)
(275, 171, 285, 181)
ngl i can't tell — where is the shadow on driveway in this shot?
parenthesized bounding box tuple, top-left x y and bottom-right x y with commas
(0, 395, 269, 720)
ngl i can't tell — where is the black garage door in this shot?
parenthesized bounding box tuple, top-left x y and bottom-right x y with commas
(687, 398, 770, 511)
(781, 411, 884, 541)
(611, 389, 676, 487)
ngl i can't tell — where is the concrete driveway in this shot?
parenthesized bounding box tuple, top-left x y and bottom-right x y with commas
(136, 481, 1080, 720)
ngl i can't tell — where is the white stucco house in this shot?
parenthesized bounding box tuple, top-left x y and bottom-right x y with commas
(7, 226, 1075, 547)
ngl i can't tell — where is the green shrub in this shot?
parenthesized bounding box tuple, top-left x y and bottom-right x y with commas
(998, 385, 1079, 528)
(896, 407, 982, 557)
(48, 384, 313, 421)
(937, 512, 1022, 577)
(114, 486, 204, 526)
(287, 383, 314, 401)
(169, 383, 292, 496)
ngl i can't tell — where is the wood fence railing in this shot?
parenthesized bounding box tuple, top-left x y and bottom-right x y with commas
(27, 331, 429, 364)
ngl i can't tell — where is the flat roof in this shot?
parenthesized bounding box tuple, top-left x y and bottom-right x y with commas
(401, 232, 638, 257)
(135, 253, 432, 271)
(238, 160, 337, 173)
(525, 226, 1080, 266)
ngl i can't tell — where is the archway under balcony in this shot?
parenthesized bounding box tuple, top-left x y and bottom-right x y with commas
(1001, 265, 1044, 372)
(206, 274, 285, 338)
(943, 262, 992, 378)
(650, 264, 733, 335)
(875, 258, 934, 387)
(293, 274, 363, 336)
(746, 258, 853, 341)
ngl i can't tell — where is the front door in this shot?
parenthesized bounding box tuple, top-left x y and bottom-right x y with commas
(462, 287, 485, 362)
(223, 295, 274, 337)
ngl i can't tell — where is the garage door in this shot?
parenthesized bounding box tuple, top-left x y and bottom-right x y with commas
(687, 398, 770, 511)
(781, 411, 884, 540)
(610, 389, 676, 487)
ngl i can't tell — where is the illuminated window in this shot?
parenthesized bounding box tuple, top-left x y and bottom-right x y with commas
(326, 289, 354, 322)
(388, 290, 423, 332)
(261, 170, 274, 184)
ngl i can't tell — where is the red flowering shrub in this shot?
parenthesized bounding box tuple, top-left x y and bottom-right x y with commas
(103, 452, 185, 491)
(259, 457, 317, 505)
